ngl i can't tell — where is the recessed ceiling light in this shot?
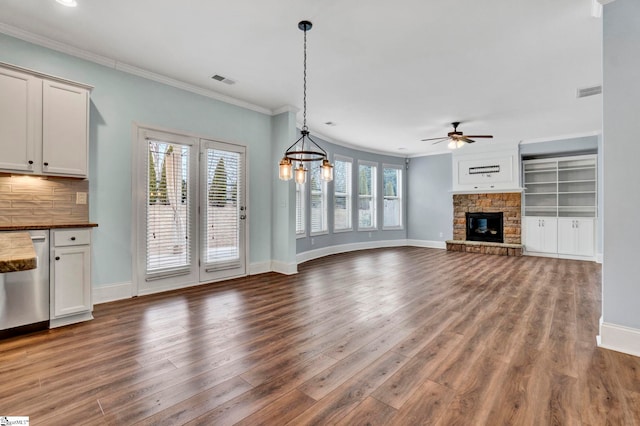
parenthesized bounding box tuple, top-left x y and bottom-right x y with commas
(398, 147, 407, 151)
(56, 0, 78, 7)
(324, 121, 336, 126)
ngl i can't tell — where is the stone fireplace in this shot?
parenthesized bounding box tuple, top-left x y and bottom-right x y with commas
(447, 192, 523, 256)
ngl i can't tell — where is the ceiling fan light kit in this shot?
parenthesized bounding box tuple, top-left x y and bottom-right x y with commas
(422, 121, 494, 150)
(278, 20, 333, 185)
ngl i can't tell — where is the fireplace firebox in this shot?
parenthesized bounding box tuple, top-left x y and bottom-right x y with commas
(466, 212, 504, 243)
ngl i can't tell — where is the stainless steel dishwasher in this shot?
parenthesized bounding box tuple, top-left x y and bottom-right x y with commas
(0, 230, 50, 337)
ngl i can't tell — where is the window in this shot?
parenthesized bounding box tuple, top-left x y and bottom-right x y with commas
(296, 181, 306, 235)
(383, 165, 403, 229)
(334, 156, 352, 231)
(358, 162, 377, 229)
(310, 161, 328, 234)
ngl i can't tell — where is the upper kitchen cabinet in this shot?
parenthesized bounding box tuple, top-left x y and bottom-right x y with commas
(0, 62, 92, 178)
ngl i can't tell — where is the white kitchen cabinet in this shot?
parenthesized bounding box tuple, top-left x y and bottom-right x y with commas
(557, 218, 595, 257)
(524, 216, 558, 254)
(0, 67, 40, 172)
(0, 62, 91, 178)
(50, 228, 93, 327)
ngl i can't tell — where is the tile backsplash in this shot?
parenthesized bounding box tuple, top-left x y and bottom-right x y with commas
(0, 173, 89, 226)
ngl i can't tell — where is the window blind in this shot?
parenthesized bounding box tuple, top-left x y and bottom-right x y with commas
(296, 182, 305, 235)
(334, 158, 352, 231)
(146, 140, 191, 273)
(204, 148, 241, 266)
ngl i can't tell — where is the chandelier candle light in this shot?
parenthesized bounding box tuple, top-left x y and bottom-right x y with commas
(278, 20, 333, 185)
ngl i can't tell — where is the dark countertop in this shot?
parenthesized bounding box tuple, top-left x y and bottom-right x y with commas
(0, 232, 37, 273)
(0, 223, 99, 231)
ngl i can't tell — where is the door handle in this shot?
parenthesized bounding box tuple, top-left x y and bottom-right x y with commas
(240, 215, 246, 220)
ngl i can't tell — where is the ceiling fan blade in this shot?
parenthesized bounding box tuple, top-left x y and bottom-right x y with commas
(463, 135, 493, 139)
(461, 137, 476, 144)
(431, 138, 450, 145)
(421, 136, 448, 142)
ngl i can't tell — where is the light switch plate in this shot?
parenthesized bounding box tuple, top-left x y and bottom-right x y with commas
(76, 192, 87, 205)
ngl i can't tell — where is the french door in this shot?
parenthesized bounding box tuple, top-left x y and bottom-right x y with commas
(199, 139, 246, 282)
(135, 127, 246, 295)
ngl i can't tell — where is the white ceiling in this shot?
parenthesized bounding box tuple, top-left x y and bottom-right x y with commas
(0, 0, 603, 156)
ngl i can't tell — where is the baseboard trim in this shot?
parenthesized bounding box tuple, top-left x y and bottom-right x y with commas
(271, 261, 298, 275)
(296, 239, 409, 264)
(599, 322, 640, 358)
(93, 282, 133, 305)
(249, 261, 272, 276)
(406, 239, 447, 249)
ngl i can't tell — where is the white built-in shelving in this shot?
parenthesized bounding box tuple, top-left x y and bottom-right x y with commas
(522, 154, 597, 260)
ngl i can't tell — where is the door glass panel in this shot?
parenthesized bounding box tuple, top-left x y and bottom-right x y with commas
(204, 148, 241, 267)
(146, 140, 191, 273)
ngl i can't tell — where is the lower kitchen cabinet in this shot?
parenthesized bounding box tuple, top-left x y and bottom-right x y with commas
(50, 228, 93, 327)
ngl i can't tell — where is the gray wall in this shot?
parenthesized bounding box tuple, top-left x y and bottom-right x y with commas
(296, 133, 407, 254)
(602, 0, 640, 329)
(407, 154, 453, 243)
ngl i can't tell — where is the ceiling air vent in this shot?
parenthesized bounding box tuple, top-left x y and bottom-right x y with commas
(211, 74, 236, 85)
(577, 85, 602, 98)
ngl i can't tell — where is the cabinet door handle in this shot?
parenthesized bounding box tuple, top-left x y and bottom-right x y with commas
(575, 221, 579, 228)
(28, 160, 34, 165)
(55, 256, 60, 261)
(70, 236, 76, 241)
(43, 162, 49, 166)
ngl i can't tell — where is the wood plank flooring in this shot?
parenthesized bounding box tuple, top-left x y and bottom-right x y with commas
(1, 247, 639, 425)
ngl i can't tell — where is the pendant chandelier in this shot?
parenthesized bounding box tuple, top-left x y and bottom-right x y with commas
(278, 20, 333, 185)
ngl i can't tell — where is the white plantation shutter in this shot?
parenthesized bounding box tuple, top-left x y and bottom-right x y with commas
(204, 148, 242, 266)
(146, 140, 191, 273)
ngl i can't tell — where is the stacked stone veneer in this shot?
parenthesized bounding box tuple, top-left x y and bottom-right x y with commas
(449, 192, 522, 257)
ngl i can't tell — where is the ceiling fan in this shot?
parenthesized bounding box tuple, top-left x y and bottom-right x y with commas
(421, 122, 493, 149)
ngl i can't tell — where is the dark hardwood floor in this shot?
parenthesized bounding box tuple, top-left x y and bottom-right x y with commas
(1, 247, 639, 425)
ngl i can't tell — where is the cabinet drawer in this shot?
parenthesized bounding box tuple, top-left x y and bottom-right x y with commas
(53, 229, 91, 246)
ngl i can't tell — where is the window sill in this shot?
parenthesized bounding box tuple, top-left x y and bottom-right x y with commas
(310, 231, 329, 237)
(296, 233, 307, 239)
(382, 226, 404, 231)
(333, 228, 353, 234)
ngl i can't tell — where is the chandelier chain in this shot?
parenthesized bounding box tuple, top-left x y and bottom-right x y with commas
(302, 26, 308, 132)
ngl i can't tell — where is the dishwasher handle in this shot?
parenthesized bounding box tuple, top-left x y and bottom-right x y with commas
(31, 236, 47, 243)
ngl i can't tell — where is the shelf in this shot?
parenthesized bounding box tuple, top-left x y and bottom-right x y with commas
(558, 166, 596, 172)
(523, 154, 597, 218)
(558, 191, 596, 195)
(557, 179, 596, 184)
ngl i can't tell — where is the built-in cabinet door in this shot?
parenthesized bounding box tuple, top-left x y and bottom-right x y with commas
(558, 218, 594, 257)
(525, 216, 557, 253)
(42, 80, 89, 177)
(0, 67, 40, 172)
(51, 245, 91, 318)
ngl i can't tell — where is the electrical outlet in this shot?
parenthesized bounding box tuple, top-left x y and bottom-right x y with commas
(439, 232, 444, 238)
(368, 232, 372, 238)
(76, 192, 87, 205)
(311, 238, 315, 245)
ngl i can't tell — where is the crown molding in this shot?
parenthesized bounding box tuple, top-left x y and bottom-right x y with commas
(272, 105, 299, 115)
(519, 130, 601, 145)
(0, 23, 272, 116)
